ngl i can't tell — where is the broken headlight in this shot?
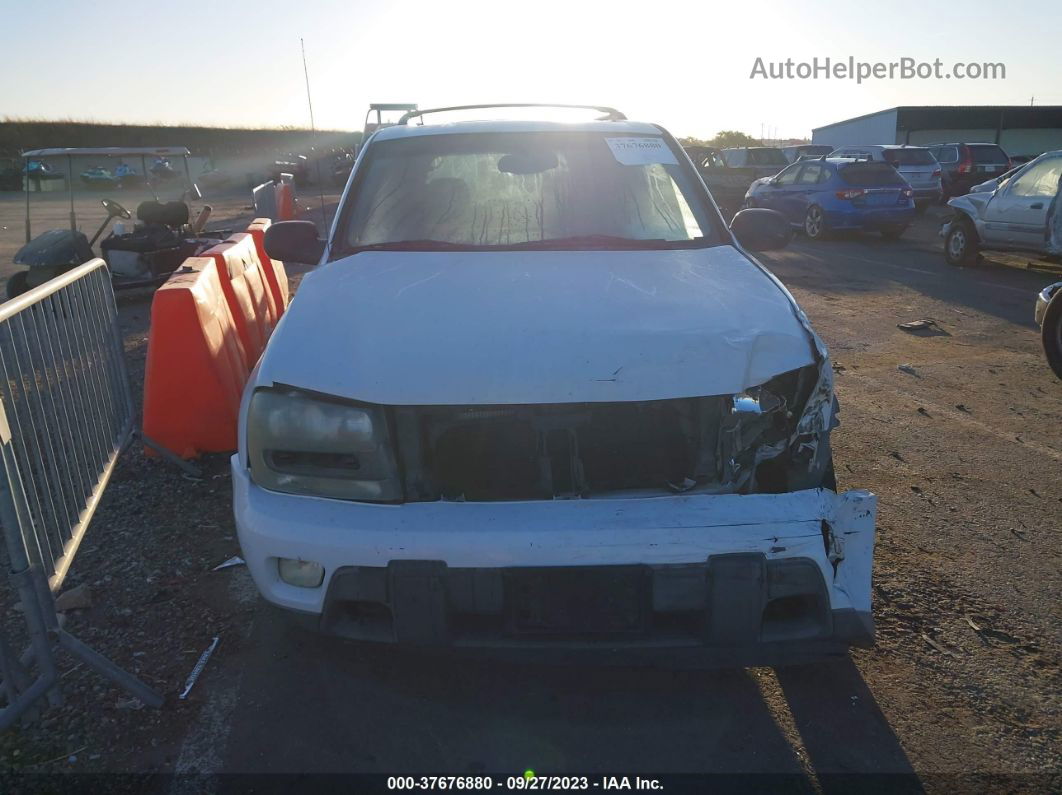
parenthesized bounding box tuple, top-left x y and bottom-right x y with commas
(247, 389, 401, 501)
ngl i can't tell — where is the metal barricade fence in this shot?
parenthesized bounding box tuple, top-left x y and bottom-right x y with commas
(0, 259, 161, 729)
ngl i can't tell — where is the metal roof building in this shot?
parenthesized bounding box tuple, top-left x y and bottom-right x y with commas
(811, 106, 1062, 157)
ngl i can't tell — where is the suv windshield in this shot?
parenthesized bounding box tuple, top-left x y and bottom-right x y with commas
(337, 131, 717, 253)
(883, 149, 936, 165)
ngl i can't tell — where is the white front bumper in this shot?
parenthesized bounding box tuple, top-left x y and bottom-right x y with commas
(232, 457, 876, 619)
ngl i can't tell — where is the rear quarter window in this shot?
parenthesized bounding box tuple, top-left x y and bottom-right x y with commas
(839, 163, 906, 186)
(934, 146, 959, 164)
(970, 145, 1008, 164)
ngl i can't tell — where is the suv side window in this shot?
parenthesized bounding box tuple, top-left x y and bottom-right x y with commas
(700, 152, 726, 169)
(1008, 158, 1062, 198)
(936, 146, 959, 164)
(797, 164, 823, 185)
(775, 164, 802, 186)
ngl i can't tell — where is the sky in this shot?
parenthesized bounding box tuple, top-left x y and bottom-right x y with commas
(3, 0, 1061, 140)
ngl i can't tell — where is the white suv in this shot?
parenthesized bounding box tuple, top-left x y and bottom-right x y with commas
(236, 104, 876, 663)
(828, 144, 943, 210)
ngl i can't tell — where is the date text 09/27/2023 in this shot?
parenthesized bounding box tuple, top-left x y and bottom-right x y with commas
(387, 775, 664, 791)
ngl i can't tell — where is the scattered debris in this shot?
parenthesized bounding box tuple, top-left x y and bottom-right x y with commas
(917, 407, 931, 417)
(179, 636, 220, 700)
(965, 616, 983, 632)
(211, 556, 245, 571)
(921, 633, 956, 657)
(955, 404, 971, 413)
(888, 451, 905, 462)
(1010, 528, 1029, 541)
(897, 319, 948, 336)
(898, 363, 919, 376)
(910, 486, 923, 494)
(54, 584, 92, 612)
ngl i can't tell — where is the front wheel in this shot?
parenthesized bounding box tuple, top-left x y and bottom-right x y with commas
(804, 205, 828, 240)
(5, 272, 29, 301)
(944, 218, 979, 266)
(1042, 289, 1062, 380)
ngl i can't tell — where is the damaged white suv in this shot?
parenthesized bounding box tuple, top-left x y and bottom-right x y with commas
(236, 104, 876, 664)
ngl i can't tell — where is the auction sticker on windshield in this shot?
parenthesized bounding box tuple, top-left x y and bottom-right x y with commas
(606, 137, 679, 166)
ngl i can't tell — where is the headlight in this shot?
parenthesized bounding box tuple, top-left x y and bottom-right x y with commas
(247, 389, 401, 501)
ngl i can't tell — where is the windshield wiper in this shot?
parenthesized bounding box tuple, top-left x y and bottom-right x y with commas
(341, 235, 706, 255)
(343, 239, 493, 255)
(505, 235, 699, 250)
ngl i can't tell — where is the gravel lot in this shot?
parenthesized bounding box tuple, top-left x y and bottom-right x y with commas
(0, 190, 1058, 791)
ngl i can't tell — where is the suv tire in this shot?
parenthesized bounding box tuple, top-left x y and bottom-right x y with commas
(945, 217, 979, 266)
(804, 205, 828, 240)
(1042, 289, 1062, 380)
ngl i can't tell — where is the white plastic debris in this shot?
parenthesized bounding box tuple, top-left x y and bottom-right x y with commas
(211, 556, 245, 571)
(179, 637, 219, 700)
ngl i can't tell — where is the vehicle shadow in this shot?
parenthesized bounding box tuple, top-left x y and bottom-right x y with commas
(775, 658, 923, 793)
(220, 611, 922, 790)
(761, 218, 1052, 329)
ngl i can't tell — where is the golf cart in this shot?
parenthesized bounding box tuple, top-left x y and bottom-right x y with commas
(8, 147, 229, 299)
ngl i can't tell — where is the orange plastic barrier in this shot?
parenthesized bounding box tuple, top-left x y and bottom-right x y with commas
(143, 258, 249, 458)
(202, 235, 275, 367)
(246, 218, 290, 315)
(276, 181, 295, 221)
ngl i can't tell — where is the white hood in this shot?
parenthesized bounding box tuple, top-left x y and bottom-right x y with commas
(256, 245, 817, 405)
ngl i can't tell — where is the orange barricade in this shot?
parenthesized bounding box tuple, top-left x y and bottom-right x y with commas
(276, 181, 295, 221)
(142, 258, 249, 458)
(202, 235, 275, 367)
(246, 218, 290, 315)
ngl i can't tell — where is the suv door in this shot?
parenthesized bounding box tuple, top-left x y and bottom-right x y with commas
(759, 163, 802, 215)
(983, 156, 1062, 249)
(781, 162, 825, 222)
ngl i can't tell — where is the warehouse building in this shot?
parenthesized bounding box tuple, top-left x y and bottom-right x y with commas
(812, 106, 1062, 158)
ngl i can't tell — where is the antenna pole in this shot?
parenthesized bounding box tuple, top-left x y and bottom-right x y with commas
(301, 37, 328, 230)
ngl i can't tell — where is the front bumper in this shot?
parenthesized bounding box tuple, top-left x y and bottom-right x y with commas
(912, 187, 943, 204)
(1035, 283, 1061, 328)
(233, 460, 876, 661)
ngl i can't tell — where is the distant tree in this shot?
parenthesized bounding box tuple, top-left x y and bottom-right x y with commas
(709, 130, 762, 148)
(678, 136, 712, 148)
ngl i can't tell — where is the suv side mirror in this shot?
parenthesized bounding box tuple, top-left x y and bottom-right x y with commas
(264, 220, 326, 265)
(730, 208, 792, 252)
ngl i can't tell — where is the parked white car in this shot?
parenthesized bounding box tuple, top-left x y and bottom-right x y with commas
(235, 104, 877, 664)
(942, 150, 1062, 266)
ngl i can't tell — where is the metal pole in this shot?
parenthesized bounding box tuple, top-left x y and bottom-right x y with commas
(24, 155, 31, 244)
(68, 155, 76, 231)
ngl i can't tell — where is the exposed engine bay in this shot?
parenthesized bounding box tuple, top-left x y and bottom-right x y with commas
(392, 363, 836, 502)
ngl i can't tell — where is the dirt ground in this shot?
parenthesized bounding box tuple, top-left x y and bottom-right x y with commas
(0, 189, 1058, 792)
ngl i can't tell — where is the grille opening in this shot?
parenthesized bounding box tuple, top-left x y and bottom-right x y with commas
(430, 416, 543, 500)
(410, 400, 699, 501)
(761, 594, 827, 641)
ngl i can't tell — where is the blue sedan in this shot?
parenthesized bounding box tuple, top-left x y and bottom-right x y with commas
(745, 158, 916, 240)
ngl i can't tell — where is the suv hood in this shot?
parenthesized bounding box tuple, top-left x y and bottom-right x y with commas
(257, 246, 817, 405)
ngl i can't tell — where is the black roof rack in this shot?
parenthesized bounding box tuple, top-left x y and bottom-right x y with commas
(399, 103, 627, 124)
